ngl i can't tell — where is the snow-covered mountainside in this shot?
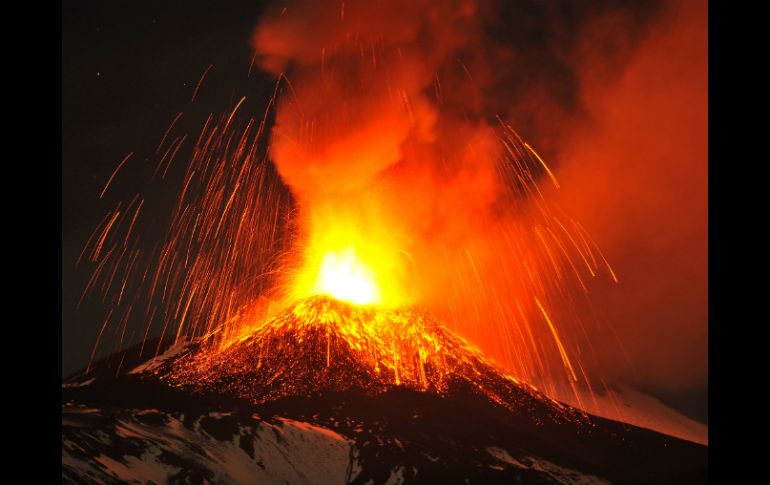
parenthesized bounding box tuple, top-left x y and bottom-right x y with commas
(63, 404, 619, 485)
(63, 297, 707, 484)
(63, 407, 357, 484)
(552, 382, 708, 446)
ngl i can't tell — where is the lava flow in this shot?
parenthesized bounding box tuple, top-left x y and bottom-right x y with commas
(155, 294, 579, 428)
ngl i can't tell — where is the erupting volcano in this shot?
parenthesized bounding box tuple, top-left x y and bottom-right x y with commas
(155, 296, 579, 413)
(63, 0, 708, 483)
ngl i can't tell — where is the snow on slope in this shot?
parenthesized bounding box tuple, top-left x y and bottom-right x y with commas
(486, 447, 611, 485)
(550, 382, 707, 445)
(128, 338, 193, 375)
(62, 408, 360, 484)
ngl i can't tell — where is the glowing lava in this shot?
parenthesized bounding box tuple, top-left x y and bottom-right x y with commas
(163, 295, 578, 425)
(287, 212, 411, 309)
(311, 248, 380, 305)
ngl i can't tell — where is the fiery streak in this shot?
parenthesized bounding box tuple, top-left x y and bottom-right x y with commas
(76, 212, 112, 267)
(524, 142, 560, 189)
(92, 209, 121, 261)
(536, 298, 577, 383)
(86, 308, 113, 373)
(191, 64, 213, 102)
(99, 152, 133, 199)
(156, 112, 184, 155)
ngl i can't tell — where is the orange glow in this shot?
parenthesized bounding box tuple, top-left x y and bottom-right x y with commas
(310, 248, 380, 305)
(286, 200, 413, 309)
(164, 295, 583, 423)
(76, 0, 662, 415)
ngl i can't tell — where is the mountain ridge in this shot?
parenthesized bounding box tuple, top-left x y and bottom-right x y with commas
(63, 296, 707, 484)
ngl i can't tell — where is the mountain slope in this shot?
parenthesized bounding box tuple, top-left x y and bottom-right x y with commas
(62, 296, 707, 484)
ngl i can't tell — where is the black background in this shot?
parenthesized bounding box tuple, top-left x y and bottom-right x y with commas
(63, 0, 273, 376)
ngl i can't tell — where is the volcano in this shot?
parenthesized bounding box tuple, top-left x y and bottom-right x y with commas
(62, 297, 706, 484)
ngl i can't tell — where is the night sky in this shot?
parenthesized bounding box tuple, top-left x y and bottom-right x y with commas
(63, 0, 706, 423)
(63, 0, 272, 376)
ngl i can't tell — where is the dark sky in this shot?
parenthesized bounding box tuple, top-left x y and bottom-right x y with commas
(62, 0, 271, 376)
(63, 0, 706, 423)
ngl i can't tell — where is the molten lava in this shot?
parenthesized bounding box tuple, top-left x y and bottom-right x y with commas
(161, 295, 579, 426)
(287, 209, 412, 309)
(310, 249, 380, 305)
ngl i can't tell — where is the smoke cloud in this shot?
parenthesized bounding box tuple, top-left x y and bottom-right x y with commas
(556, 0, 707, 400)
(251, 0, 706, 410)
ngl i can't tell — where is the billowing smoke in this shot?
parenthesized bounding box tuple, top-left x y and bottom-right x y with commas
(251, 0, 706, 413)
(555, 0, 707, 414)
(252, 0, 535, 314)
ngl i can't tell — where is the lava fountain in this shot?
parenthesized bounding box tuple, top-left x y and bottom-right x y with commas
(78, 0, 620, 408)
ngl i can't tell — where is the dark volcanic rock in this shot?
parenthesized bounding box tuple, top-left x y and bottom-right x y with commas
(63, 298, 707, 484)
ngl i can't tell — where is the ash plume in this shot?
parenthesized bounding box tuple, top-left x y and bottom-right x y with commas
(250, 0, 705, 406)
